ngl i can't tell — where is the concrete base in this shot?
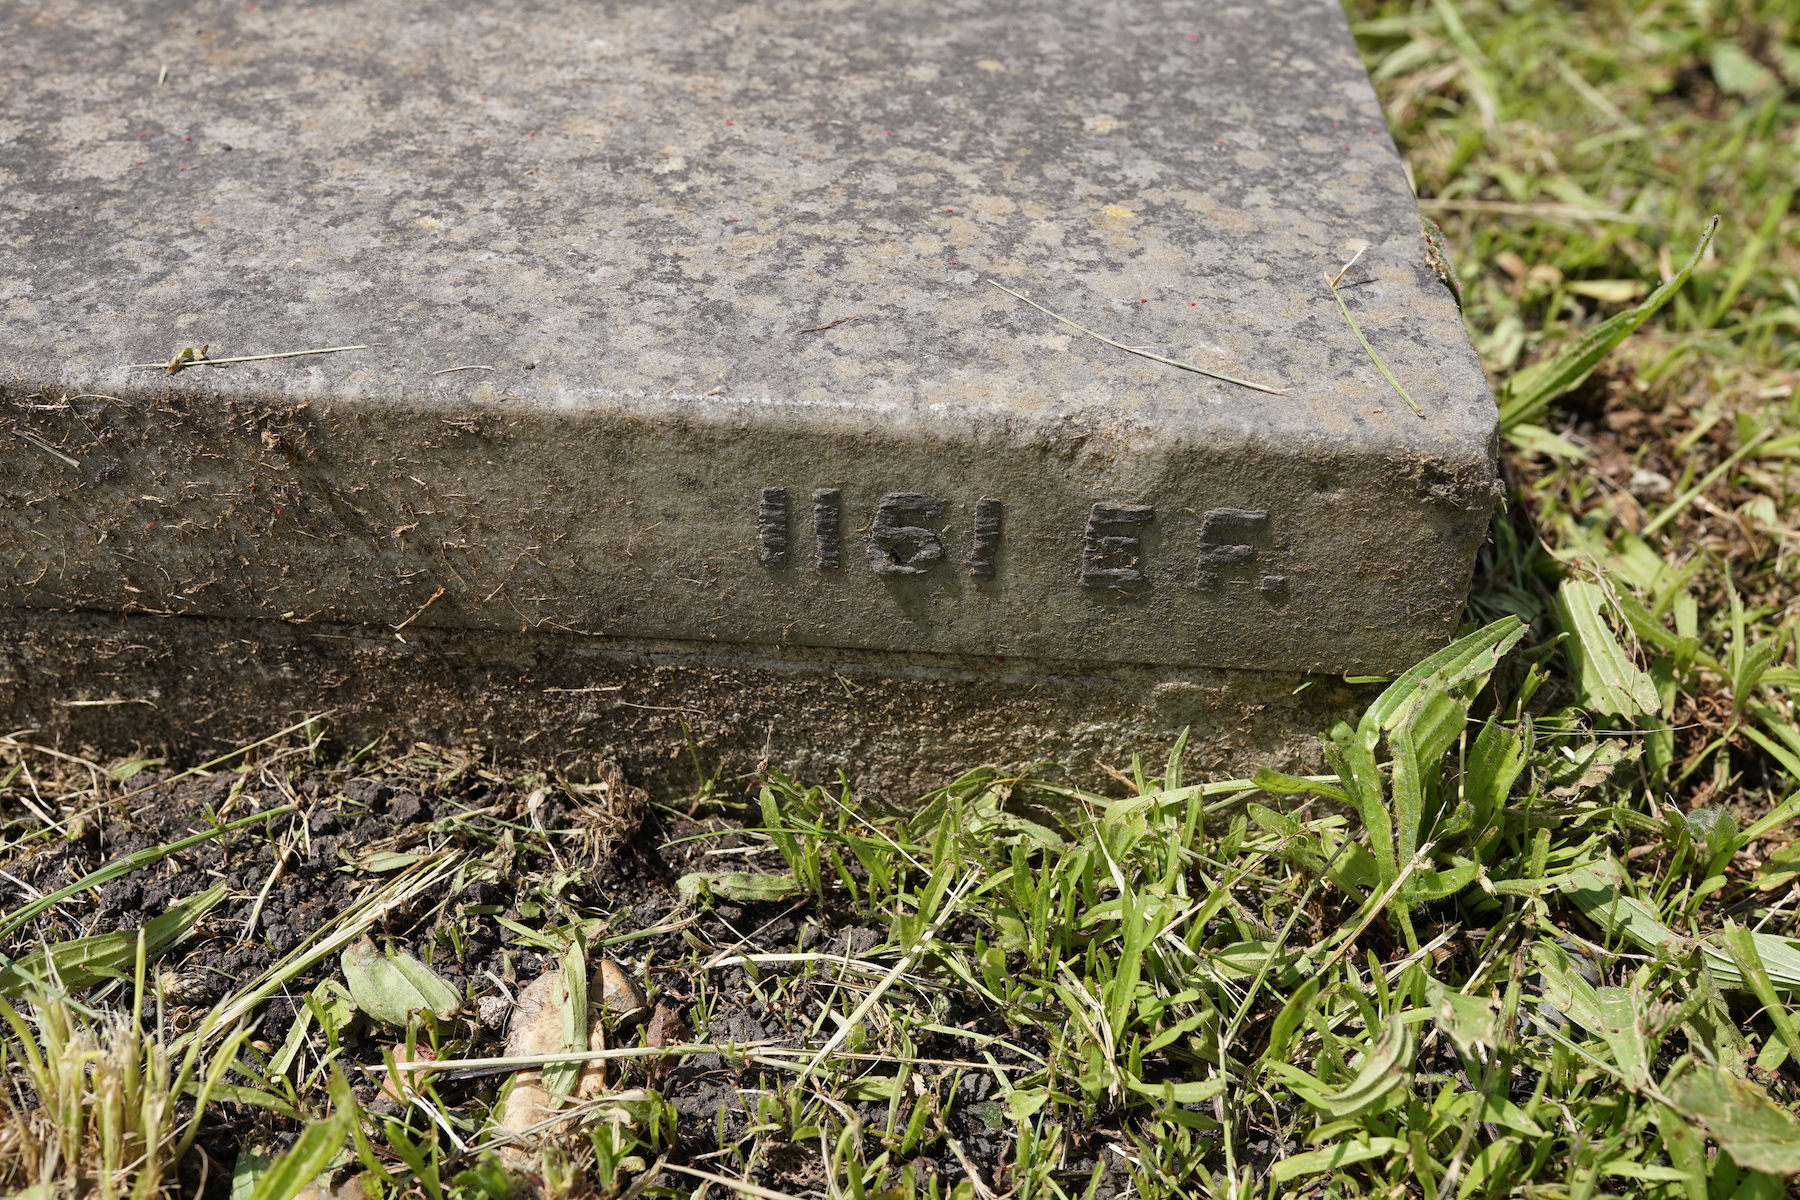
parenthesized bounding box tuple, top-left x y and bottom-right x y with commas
(0, 609, 1364, 798)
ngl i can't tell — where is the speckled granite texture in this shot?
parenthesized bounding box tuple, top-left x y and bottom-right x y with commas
(0, 0, 1495, 780)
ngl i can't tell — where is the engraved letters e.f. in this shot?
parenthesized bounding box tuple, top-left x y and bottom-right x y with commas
(1196, 507, 1286, 597)
(1080, 502, 1154, 590)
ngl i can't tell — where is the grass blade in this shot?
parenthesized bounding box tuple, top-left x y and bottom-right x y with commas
(1671, 1067, 1800, 1175)
(1328, 273, 1425, 417)
(1499, 216, 1719, 431)
(1702, 190, 1792, 328)
(0, 885, 228, 996)
(246, 1108, 354, 1200)
(0, 807, 294, 945)
(986, 280, 1288, 394)
(1639, 424, 1773, 537)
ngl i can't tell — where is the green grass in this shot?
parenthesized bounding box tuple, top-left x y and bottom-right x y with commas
(5, 0, 1800, 1197)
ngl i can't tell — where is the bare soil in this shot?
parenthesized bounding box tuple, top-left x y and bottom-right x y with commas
(0, 762, 1104, 1199)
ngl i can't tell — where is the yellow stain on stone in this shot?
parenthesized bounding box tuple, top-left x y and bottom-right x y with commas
(1085, 114, 1119, 133)
(1100, 204, 1135, 222)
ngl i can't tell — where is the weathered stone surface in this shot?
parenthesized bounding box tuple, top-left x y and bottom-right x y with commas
(0, 608, 1365, 796)
(0, 0, 1495, 780)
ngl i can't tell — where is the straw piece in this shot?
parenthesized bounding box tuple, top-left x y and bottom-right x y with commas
(123, 344, 367, 372)
(986, 280, 1287, 395)
(1326, 270, 1425, 418)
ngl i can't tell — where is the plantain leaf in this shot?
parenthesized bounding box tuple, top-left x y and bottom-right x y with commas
(1209, 941, 1308, 986)
(1557, 861, 1800, 994)
(1342, 616, 1526, 895)
(1561, 858, 1681, 954)
(1328, 722, 1394, 885)
(1672, 1065, 1800, 1175)
(1271, 1137, 1406, 1182)
(1251, 767, 1348, 805)
(1292, 1015, 1413, 1119)
(1360, 616, 1528, 735)
(1123, 1075, 1225, 1104)
(1465, 717, 1529, 834)
(1556, 580, 1659, 717)
(675, 871, 802, 903)
(1262, 977, 1322, 1066)
(351, 849, 428, 873)
(1389, 688, 1466, 864)
(1592, 987, 1652, 1089)
(1427, 978, 1500, 1062)
(340, 937, 461, 1026)
(1533, 939, 1606, 1033)
(1718, 925, 1800, 1068)
(1479, 1090, 1547, 1137)
(1704, 929, 1800, 993)
(1408, 858, 1481, 902)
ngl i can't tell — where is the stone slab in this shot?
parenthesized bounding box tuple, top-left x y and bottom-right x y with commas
(0, 0, 1496, 782)
(0, 0, 1496, 670)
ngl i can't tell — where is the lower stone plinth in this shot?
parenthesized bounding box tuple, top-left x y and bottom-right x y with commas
(0, 609, 1363, 798)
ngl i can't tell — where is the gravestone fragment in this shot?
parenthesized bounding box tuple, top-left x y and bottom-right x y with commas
(0, 0, 1498, 791)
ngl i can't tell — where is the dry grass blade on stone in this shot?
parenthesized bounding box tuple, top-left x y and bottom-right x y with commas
(123, 344, 368, 373)
(1326, 245, 1425, 418)
(986, 279, 1288, 394)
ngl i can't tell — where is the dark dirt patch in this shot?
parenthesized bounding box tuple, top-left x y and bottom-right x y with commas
(0, 760, 1130, 1200)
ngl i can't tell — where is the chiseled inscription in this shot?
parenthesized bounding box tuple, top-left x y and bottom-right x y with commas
(758, 491, 1285, 595)
(969, 497, 1002, 580)
(757, 487, 789, 568)
(813, 488, 841, 570)
(1080, 502, 1154, 590)
(1197, 507, 1286, 596)
(868, 492, 947, 576)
